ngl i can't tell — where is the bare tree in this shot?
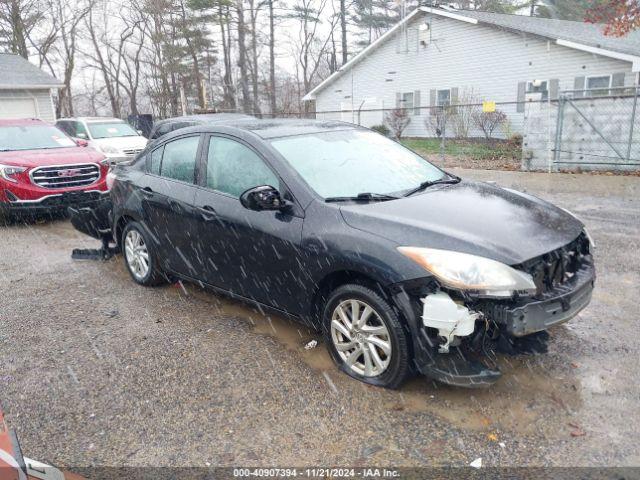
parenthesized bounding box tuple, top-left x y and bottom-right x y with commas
(385, 107, 410, 140)
(0, 0, 44, 58)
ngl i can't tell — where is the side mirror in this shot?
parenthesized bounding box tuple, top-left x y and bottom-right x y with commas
(240, 185, 290, 211)
(137, 129, 144, 135)
(75, 138, 89, 147)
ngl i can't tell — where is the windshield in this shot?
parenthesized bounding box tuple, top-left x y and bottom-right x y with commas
(0, 125, 76, 151)
(88, 122, 138, 139)
(270, 129, 446, 199)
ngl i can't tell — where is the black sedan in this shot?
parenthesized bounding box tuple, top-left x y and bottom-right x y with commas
(70, 119, 595, 388)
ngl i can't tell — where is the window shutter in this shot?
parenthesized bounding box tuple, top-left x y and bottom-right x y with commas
(574, 76, 585, 98)
(395, 92, 401, 108)
(413, 90, 421, 115)
(549, 79, 559, 100)
(612, 72, 625, 89)
(450, 87, 459, 113)
(429, 89, 437, 115)
(517, 81, 526, 112)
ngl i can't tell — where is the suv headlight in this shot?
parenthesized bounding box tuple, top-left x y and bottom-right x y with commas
(397, 247, 537, 297)
(0, 164, 27, 183)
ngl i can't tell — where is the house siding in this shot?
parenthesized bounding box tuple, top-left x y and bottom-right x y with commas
(0, 88, 56, 122)
(314, 13, 635, 137)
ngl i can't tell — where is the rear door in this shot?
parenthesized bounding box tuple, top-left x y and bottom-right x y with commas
(137, 134, 203, 276)
(192, 134, 306, 313)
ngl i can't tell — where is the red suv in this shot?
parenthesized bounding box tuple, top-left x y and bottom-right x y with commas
(0, 118, 110, 217)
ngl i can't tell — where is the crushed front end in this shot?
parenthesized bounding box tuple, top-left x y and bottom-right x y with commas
(391, 232, 595, 388)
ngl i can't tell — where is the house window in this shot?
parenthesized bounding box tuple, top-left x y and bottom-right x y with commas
(401, 92, 414, 111)
(437, 89, 451, 107)
(586, 75, 611, 96)
(526, 80, 549, 101)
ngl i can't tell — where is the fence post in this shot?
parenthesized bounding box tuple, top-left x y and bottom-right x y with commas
(553, 95, 565, 170)
(627, 86, 638, 162)
(440, 107, 446, 165)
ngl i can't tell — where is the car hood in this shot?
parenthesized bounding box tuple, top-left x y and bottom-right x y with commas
(0, 147, 104, 168)
(91, 136, 147, 151)
(339, 181, 583, 265)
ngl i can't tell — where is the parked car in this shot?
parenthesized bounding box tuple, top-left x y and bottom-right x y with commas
(0, 118, 110, 217)
(56, 117, 147, 164)
(148, 113, 253, 140)
(69, 119, 595, 389)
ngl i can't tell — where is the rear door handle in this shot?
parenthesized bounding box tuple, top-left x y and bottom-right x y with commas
(140, 187, 154, 197)
(198, 205, 217, 221)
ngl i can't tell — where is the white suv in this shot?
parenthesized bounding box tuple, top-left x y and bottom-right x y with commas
(56, 117, 148, 164)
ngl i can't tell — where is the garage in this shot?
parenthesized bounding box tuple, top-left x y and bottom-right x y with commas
(0, 53, 62, 122)
(0, 97, 37, 119)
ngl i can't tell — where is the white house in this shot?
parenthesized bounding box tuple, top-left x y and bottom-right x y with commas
(0, 53, 62, 122)
(303, 7, 640, 137)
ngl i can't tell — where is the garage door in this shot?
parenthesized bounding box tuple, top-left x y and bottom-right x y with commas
(0, 98, 37, 119)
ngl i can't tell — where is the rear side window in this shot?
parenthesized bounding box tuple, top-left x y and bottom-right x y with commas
(160, 135, 199, 183)
(206, 137, 278, 198)
(150, 146, 163, 175)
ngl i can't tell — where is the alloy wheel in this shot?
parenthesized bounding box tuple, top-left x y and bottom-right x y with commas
(124, 229, 149, 280)
(330, 299, 392, 377)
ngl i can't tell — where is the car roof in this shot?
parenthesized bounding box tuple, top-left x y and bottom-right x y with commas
(57, 117, 125, 123)
(0, 118, 47, 127)
(153, 113, 254, 127)
(193, 118, 360, 140)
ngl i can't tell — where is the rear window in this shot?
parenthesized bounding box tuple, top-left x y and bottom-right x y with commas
(0, 125, 76, 151)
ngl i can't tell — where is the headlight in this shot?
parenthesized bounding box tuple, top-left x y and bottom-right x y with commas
(397, 247, 537, 297)
(100, 145, 120, 154)
(0, 164, 27, 183)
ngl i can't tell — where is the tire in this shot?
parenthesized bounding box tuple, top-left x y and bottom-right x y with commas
(121, 221, 166, 286)
(322, 284, 411, 389)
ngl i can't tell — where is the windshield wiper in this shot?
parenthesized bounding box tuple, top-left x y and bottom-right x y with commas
(325, 192, 399, 203)
(403, 174, 461, 197)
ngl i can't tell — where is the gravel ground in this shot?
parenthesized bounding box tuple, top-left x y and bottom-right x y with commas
(1, 169, 639, 472)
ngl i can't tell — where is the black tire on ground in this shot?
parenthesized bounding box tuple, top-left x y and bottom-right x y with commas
(322, 283, 411, 389)
(121, 221, 167, 286)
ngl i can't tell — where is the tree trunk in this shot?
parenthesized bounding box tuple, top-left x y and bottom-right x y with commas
(219, 3, 236, 110)
(10, 1, 29, 58)
(236, 0, 251, 113)
(340, 0, 347, 65)
(269, 0, 276, 115)
(250, 3, 261, 116)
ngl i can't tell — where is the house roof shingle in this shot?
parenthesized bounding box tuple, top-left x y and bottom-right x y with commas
(0, 53, 63, 89)
(457, 9, 640, 57)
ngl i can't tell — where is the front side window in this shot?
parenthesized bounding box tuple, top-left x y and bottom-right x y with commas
(75, 122, 89, 138)
(270, 129, 445, 199)
(437, 89, 451, 107)
(586, 75, 611, 96)
(88, 121, 138, 139)
(0, 124, 76, 151)
(206, 137, 279, 198)
(160, 135, 199, 183)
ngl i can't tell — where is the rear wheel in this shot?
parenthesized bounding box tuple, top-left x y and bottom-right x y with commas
(122, 221, 166, 286)
(322, 284, 411, 389)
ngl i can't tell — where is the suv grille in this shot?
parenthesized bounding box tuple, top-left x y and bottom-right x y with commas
(519, 232, 591, 297)
(31, 164, 100, 189)
(123, 148, 143, 156)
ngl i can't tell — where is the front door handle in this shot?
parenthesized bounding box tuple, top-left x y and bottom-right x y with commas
(198, 205, 217, 221)
(140, 187, 154, 197)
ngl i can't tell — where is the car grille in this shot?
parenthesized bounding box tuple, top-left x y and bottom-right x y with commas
(123, 148, 143, 156)
(518, 232, 591, 297)
(30, 164, 101, 189)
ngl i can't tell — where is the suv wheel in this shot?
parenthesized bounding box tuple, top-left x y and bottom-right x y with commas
(122, 221, 166, 286)
(322, 284, 410, 389)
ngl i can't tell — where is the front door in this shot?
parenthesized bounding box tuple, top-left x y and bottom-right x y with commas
(193, 135, 305, 314)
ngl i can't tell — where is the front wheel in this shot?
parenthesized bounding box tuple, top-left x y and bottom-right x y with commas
(122, 221, 166, 286)
(322, 284, 411, 389)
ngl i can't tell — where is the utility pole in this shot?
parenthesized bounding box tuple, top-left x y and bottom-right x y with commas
(529, 1, 537, 17)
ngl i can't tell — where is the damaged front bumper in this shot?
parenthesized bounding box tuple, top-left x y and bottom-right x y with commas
(391, 257, 595, 388)
(478, 259, 595, 337)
